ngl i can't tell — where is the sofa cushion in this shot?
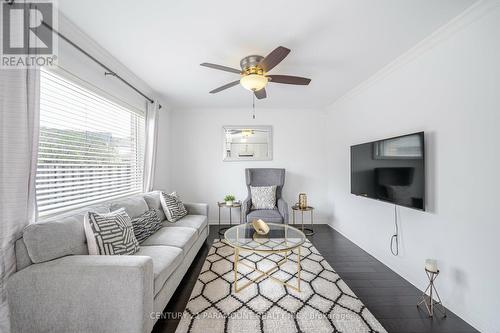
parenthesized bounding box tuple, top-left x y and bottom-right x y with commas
(141, 227, 197, 253)
(23, 205, 109, 263)
(246, 209, 283, 223)
(143, 191, 166, 221)
(109, 196, 149, 220)
(134, 245, 183, 296)
(162, 215, 207, 235)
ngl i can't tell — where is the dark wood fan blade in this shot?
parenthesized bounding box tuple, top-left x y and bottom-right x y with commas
(259, 46, 290, 72)
(267, 75, 311, 85)
(200, 63, 241, 74)
(254, 88, 267, 99)
(209, 80, 240, 94)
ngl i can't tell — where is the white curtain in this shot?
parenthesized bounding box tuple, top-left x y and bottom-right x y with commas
(143, 100, 160, 192)
(0, 1, 41, 330)
(0, 68, 40, 332)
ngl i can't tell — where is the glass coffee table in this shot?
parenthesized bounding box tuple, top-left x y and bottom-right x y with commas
(224, 222, 306, 292)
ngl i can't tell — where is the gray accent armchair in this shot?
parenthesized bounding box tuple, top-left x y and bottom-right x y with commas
(242, 168, 289, 224)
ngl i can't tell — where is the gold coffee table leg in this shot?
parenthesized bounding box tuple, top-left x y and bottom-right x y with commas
(297, 246, 301, 292)
(233, 247, 302, 293)
(234, 248, 239, 292)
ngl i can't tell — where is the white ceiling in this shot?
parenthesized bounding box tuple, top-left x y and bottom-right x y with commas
(58, 0, 475, 109)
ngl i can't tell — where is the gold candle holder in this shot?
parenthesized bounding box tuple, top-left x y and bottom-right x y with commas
(298, 193, 307, 209)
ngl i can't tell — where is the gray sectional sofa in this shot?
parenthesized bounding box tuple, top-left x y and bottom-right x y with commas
(7, 191, 209, 333)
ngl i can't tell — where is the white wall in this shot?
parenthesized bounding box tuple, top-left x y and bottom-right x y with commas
(154, 109, 173, 191)
(325, 2, 500, 332)
(56, 14, 160, 111)
(154, 108, 330, 224)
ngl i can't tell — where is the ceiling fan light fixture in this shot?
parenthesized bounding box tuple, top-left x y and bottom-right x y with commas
(202, 46, 311, 99)
(240, 74, 268, 92)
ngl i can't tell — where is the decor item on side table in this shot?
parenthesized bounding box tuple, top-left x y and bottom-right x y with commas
(217, 201, 242, 236)
(242, 168, 288, 223)
(224, 194, 235, 206)
(417, 259, 446, 318)
(298, 192, 308, 209)
(292, 204, 314, 236)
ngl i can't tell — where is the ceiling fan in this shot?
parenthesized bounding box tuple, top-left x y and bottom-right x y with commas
(201, 46, 311, 100)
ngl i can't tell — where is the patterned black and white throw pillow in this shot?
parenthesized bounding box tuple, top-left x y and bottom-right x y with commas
(131, 209, 162, 243)
(160, 191, 188, 222)
(84, 208, 139, 255)
(250, 185, 277, 209)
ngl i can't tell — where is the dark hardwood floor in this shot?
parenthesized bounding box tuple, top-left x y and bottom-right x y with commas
(152, 224, 478, 333)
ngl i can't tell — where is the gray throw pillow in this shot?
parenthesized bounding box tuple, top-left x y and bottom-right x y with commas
(131, 209, 162, 243)
(250, 185, 277, 209)
(160, 191, 188, 222)
(84, 208, 139, 255)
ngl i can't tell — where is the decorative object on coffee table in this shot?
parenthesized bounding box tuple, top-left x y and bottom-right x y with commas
(224, 194, 235, 206)
(252, 218, 270, 235)
(292, 204, 314, 236)
(298, 192, 308, 209)
(417, 259, 446, 318)
(217, 201, 242, 236)
(224, 222, 305, 292)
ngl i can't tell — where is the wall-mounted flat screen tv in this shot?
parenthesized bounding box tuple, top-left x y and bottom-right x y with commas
(350, 132, 425, 210)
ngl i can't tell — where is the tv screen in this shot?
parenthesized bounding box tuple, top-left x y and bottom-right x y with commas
(350, 132, 425, 210)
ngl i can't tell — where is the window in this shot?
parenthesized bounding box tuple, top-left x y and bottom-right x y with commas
(37, 69, 145, 217)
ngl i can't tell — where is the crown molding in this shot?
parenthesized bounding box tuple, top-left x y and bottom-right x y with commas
(326, 0, 500, 111)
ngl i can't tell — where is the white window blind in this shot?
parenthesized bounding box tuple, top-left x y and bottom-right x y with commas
(37, 69, 145, 217)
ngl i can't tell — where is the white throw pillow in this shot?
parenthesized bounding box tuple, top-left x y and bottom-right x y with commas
(84, 208, 139, 255)
(250, 185, 277, 209)
(160, 191, 188, 222)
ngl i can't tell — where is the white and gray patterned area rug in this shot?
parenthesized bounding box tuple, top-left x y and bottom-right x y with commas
(175, 240, 386, 333)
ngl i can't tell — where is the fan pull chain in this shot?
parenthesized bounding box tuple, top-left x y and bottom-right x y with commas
(252, 93, 256, 119)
